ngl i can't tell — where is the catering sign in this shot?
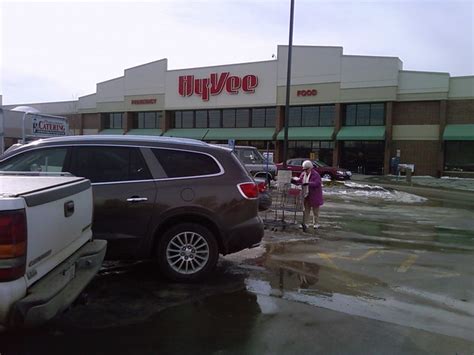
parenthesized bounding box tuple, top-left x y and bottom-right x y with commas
(32, 116, 68, 136)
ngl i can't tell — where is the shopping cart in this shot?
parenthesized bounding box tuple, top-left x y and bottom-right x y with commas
(262, 180, 303, 231)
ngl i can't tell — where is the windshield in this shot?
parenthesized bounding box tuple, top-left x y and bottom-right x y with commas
(313, 160, 328, 167)
(239, 149, 264, 164)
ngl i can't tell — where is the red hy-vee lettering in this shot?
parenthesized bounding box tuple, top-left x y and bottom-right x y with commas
(178, 72, 258, 101)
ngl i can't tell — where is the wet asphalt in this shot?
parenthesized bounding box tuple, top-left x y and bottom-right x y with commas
(1, 182, 474, 354)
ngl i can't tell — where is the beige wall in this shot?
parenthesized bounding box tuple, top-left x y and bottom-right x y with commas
(78, 93, 97, 110)
(125, 59, 167, 96)
(392, 125, 440, 140)
(277, 46, 342, 86)
(449, 76, 474, 99)
(277, 83, 340, 105)
(341, 55, 401, 89)
(340, 86, 397, 102)
(96, 101, 126, 113)
(398, 71, 449, 94)
(125, 94, 165, 111)
(97, 77, 125, 103)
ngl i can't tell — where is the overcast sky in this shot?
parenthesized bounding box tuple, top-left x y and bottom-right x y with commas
(1, 0, 473, 105)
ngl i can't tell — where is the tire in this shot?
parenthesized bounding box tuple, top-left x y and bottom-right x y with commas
(322, 173, 333, 180)
(156, 223, 219, 282)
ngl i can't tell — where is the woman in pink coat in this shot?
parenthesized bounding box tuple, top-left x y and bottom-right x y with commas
(291, 160, 324, 231)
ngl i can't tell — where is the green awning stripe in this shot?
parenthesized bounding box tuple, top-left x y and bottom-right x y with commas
(126, 129, 162, 136)
(99, 129, 124, 135)
(336, 126, 385, 141)
(163, 129, 209, 139)
(204, 128, 275, 140)
(277, 127, 334, 140)
(443, 124, 474, 141)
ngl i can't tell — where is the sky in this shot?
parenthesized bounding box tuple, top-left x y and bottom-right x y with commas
(0, 0, 473, 105)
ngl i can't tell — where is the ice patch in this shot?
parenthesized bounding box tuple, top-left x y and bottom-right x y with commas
(323, 182, 427, 204)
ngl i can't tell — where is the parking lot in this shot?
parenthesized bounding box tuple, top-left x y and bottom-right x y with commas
(1, 181, 474, 354)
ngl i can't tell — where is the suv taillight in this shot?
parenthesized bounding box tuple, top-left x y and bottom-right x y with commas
(0, 210, 27, 282)
(238, 182, 259, 199)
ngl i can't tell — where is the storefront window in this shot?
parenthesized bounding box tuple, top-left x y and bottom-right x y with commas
(320, 106, 335, 126)
(289, 105, 335, 127)
(133, 112, 162, 129)
(236, 109, 250, 128)
(174, 111, 182, 128)
(182, 111, 194, 128)
(445, 141, 474, 172)
(209, 110, 221, 128)
(370, 103, 385, 125)
(344, 103, 385, 126)
(302, 106, 319, 126)
(102, 113, 123, 129)
(195, 110, 208, 128)
(171, 107, 277, 129)
(223, 109, 236, 128)
(252, 108, 265, 127)
(289, 107, 302, 126)
(265, 108, 276, 127)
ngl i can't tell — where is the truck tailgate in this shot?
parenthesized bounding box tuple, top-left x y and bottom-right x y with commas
(1, 176, 94, 288)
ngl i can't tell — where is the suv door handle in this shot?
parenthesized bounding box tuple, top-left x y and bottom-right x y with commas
(126, 197, 148, 203)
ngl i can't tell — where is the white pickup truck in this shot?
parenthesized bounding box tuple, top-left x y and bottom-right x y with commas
(0, 174, 106, 329)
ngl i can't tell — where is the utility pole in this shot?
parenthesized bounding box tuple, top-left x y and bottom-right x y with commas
(282, 0, 295, 168)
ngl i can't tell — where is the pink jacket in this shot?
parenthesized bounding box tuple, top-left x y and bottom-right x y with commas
(294, 169, 324, 207)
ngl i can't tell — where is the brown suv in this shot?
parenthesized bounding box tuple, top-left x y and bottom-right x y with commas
(0, 136, 264, 281)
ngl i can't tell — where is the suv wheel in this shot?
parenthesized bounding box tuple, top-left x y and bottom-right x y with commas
(157, 223, 219, 282)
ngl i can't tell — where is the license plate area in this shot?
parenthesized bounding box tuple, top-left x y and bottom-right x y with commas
(62, 263, 76, 282)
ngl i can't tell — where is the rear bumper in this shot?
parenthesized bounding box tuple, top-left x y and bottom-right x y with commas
(222, 216, 264, 255)
(8, 239, 107, 328)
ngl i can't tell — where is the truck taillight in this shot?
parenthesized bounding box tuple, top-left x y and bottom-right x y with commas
(237, 182, 259, 199)
(0, 210, 27, 281)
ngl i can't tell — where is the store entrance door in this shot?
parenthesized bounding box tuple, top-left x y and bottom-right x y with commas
(340, 141, 385, 175)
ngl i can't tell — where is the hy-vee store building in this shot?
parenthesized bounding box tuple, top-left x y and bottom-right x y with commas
(2, 45, 474, 176)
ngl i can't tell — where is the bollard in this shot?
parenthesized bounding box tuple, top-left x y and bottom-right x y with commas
(406, 168, 412, 183)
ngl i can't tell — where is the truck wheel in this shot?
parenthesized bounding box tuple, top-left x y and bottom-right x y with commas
(156, 223, 218, 282)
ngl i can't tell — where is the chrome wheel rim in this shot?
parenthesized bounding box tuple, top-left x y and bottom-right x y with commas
(166, 232, 209, 274)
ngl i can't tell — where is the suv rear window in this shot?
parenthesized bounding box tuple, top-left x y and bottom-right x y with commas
(152, 149, 220, 178)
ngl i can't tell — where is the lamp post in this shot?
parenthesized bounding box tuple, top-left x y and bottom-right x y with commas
(282, 0, 295, 168)
(11, 106, 40, 144)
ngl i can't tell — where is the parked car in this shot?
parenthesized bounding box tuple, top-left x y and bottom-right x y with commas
(276, 158, 352, 180)
(214, 144, 277, 183)
(0, 173, 106, 329)
(0, 135, 264, 282)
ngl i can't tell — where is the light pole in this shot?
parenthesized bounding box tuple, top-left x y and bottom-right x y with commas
(11, 106, 40, 144)
(282, 0, 295, 168)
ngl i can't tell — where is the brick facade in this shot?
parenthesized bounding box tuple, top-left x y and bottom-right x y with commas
(392, 140, 440, 176)
(82, 113, 101, 129)
(447, 100, 474, 124)
(392, 101, 441, 125)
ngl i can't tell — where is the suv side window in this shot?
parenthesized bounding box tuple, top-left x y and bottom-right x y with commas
(152, 149, 220, 178)
(0, 148, 69, 172)
(71, 146, 151, 183)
